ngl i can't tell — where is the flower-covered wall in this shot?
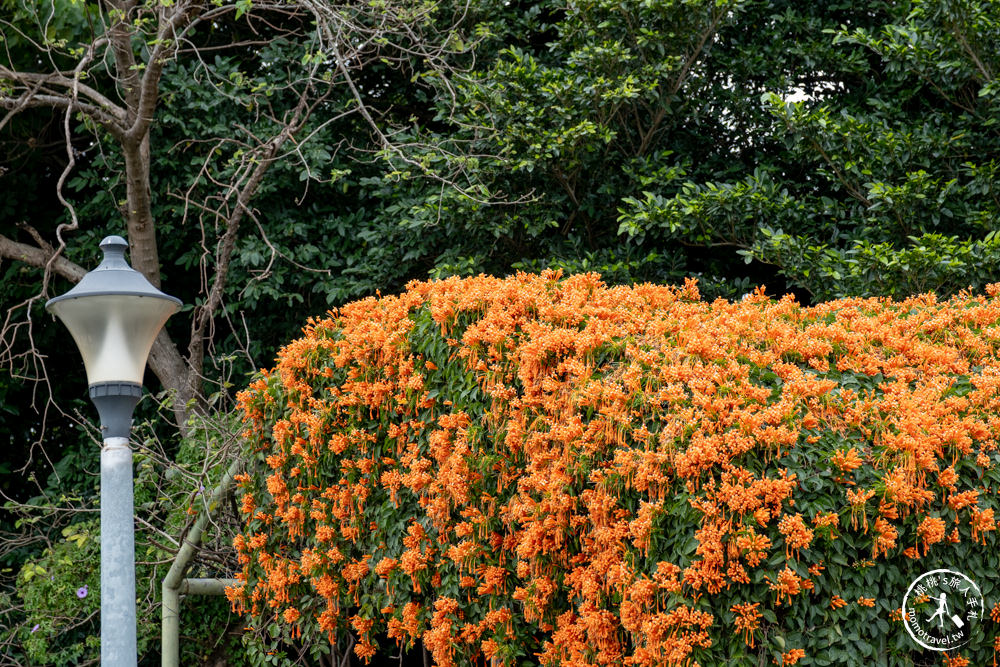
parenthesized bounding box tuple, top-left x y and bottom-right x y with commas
(228, 271, 1000, 667)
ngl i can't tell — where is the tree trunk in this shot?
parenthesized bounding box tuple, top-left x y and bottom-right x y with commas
(122, 133, 163, 288)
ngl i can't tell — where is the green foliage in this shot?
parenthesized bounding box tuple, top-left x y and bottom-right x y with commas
(466, 0, 1000, 298)
(5, 1, 1000, 661)
(5, 0, 1000, 373)
(607, 0, 1000, 300)
(14, 519, 101, 666)
(7, 0, 1000, 396)
(0, 402, 255, 664)
(405, 0, 744, 284)
(749, 229, 1000, 300)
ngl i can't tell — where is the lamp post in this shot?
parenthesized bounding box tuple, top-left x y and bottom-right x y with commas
(46, 235, 181, 666)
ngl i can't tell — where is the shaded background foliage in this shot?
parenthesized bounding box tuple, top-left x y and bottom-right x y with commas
(1, 0, 999, 664)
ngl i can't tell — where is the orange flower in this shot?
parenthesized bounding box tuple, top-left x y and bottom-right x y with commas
(937, 466, 959, 491)
(354, 641, 376, 662)
(831, 447, 863, 472)
(917, 516, 946, 555)
(774, 648, 805, 665)
(374, 557, 397, 577)
(972, 507, 996, 544)
(847, 488, 875, 532)
(730, 602, 762, 648)
(948, 490, 979, 512)
(872, 517, 898, 559)
(767, 566, 804, 606)
(476, 565, 507, 596)
(735, 529, 771, 568)
(777, 513, 813, 561)
(232, 271, 1000, 667)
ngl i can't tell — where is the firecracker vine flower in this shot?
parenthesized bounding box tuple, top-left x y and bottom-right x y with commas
(730, 602, 762, 648)
(227, 273, 1000, 666)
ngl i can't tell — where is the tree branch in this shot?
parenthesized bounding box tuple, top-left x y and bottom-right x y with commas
(637, 7, 725, 156)
(0, 234, 86, 282)
(185, 83, 315, 373)
(808, 138, 873, 207)
(103, 0, 142, 114)
(0, 94, 124, 138)
(949, 15, 993, 83)
(0, 65, 126, 124)
(129, 0, 198, 140)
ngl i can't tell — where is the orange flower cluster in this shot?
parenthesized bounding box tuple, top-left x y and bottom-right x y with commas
(777, 513, 813, 561)
(766, 566, 806, 607)
(227, 272, 1000, 666)
(774, 648, 805, 665)
(831, 448, 863, 473)
(730, 602, 761, 648)
(917, 516, 946, 555)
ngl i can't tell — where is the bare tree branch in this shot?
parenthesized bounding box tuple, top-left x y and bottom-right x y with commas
(128, 0, 197, 140)
(0, 234, 86, 282)
(0, 62, 126, 125)
(186, 73, 322, 375)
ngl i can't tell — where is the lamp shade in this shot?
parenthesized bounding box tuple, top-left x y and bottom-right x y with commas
(45, 236, 182, 386)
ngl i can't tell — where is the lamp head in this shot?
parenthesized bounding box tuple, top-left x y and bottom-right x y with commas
(45, 236, 182, 387)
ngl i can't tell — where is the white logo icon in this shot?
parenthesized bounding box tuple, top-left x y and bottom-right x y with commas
(902, 568, 982, 651)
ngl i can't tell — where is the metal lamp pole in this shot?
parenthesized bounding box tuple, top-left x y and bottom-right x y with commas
(46, 236, 181, 666)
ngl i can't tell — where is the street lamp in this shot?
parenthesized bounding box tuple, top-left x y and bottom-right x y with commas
(46, 235, 181, 666)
